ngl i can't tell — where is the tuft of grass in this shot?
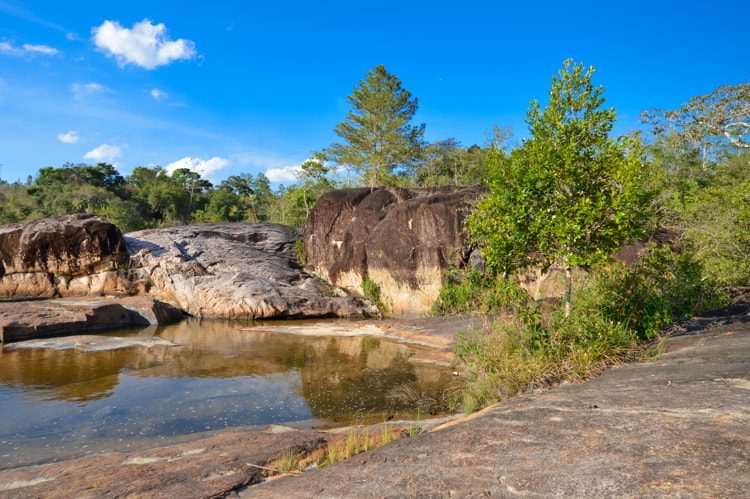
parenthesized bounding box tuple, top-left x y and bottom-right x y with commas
(294, 239, 307, 267)
(361, 275, 388, 314)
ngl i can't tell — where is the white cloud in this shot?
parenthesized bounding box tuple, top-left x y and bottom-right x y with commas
(84, 144, 122, 163)
(22, 43, 59, 55)
(0, 41, 59, 56)
(150, 88, 167, 101)
(0, 41, 22, 56)
(66, 32, 78, 41)
(57, 130, 79, 144)
(92, 19, 196, 70)
(166, 156, 229, 177)
(265, 165, 303, 183)
(71, 81, 108, 99)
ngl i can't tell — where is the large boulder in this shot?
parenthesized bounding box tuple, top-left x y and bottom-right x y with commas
(126, 222, 374, 319)
(0, 214, 129, 298)
(304, 187, 483, 317)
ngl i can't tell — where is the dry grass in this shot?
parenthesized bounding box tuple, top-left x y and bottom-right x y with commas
(263, 424, 405, 479)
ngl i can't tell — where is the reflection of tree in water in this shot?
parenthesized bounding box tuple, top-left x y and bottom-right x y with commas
(0, 321, 458, 420)
(0, 348, 156, 402)
(296, 336, 458, 422)
(299, 343, 416, 421)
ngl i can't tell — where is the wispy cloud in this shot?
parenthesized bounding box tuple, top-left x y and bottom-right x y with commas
(166, 156, 229, 177)
(57, 130, 79, 144)
(0, 0, 71, 34)
(266, 165, 302, 183)
(150, 88, 167, 101)
(92, 19, 196, 70)
(0, 41, 60, 57)
(71, 81, 108, 100)
(84, 143, 122, 163)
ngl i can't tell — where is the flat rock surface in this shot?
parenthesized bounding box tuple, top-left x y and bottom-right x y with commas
(126, 222, 375, 319)
(248, 305, 750, 498)
(0, 296, 183, 342)
(250, 315, 478, 365)
(0, 427, 330, 498)
(3, 334, 177, 352)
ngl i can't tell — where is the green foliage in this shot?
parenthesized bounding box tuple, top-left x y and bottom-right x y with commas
(361, 275, 387, 314)
(326, 65, 425, 188)
(294, 239, 307, 266)
(592, 246, 730, 340)
(468, 60, 653, 313)
(642, 82, 750, 153)
(453, 245, 728, 412)
(431, 269, 529, 316)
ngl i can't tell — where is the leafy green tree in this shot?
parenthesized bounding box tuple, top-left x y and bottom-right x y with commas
(468, 60, 652, 316)
(326, 65, 425, 187)
(642, 83, 750, 167)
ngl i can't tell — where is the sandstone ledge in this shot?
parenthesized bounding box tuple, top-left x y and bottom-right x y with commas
(0, 296, 183, 343)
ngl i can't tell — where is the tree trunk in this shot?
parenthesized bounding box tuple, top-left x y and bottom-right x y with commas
(564, 266, 573, 318)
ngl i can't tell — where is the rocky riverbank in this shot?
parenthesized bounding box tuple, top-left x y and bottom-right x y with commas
(1, 301, 746, 497)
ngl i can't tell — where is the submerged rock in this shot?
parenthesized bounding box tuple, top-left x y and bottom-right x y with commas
(0, 214, 130, 298)
(304, 187, 483, 317)
(126, 222, 375, 319)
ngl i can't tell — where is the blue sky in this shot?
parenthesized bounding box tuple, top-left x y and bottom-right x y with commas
(0, 0, 748, 184)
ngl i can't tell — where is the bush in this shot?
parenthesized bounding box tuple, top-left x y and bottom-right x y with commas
(361, 275, 387, 314)
(453, 245, 728, 412)
(592, 245, 729, 340)
(432, 269, 529, 316)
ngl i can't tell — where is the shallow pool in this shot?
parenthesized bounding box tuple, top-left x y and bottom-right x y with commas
(0, 318, 457, 469)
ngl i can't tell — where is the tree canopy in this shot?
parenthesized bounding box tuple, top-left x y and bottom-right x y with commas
(326, 65, 425, 187)
(468, 60, 652, 314)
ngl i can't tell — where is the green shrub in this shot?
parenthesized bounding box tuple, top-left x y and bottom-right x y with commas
(432, 269, 529, 315)
(592, 245, 729, 340)
(361, 275, 387, 314)
(294, 239, 307, 266)
(453, 245, 729, 412)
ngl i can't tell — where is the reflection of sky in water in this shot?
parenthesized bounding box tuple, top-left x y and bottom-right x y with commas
(0, 372, 311, 469)
(0, 320, 456, 469)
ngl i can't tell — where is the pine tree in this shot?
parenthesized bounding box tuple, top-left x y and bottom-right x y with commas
(326, 65, 425, 187)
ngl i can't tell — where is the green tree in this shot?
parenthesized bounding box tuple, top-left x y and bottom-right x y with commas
(641, 83, 750, 167)
(326, 65, 425, 188)
(468, 60, 652, 316)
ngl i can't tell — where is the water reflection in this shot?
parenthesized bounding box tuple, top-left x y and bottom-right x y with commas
(0, 319, 456, 469)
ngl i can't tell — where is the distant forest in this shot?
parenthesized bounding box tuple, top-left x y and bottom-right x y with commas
(1, 64, 747, 288)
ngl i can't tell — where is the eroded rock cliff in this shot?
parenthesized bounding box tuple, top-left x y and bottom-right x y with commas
(304, 187, 483, 317)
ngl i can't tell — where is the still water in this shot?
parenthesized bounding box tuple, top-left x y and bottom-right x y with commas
(0, 319, 456, 469)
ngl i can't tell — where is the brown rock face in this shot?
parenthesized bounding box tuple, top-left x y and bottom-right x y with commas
(304, 187, 483, 317)
(0, 214, 129, 298)
(126, 222, 375, 319)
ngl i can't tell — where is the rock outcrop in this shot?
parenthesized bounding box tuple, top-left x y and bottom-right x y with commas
(304, 187, 483, 317)
(0, 214, 129, 298)
(126, 222, 374, 319)
(0, 296, 183, 343)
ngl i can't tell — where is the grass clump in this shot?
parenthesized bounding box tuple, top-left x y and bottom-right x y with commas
(263, 424, 403, 477)
(294, 239, 307, 266)
(431, 268, 529, 315)
(361, 275, 388, 314)
(453, 245, 729, 412)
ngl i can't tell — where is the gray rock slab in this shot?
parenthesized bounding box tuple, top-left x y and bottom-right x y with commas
(247, 305, 750, 498)
(126, 222, 375, 319)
